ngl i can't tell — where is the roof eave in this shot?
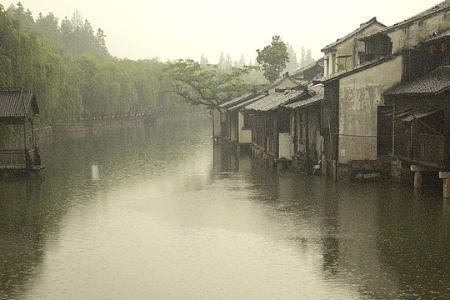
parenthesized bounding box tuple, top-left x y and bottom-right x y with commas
(321, 18, 386, 52)
(386, 86, 450, 98)
(322, 55, 398, 83)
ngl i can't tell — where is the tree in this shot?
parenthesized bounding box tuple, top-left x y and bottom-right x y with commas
(162, 59, 258, 109)
(199, 54, 209, 65)
(218, 52, 225, 68)
(285, 44, 299, 73)
(300, 46, 306, 67)
(35, 12, 61, 45)
(256, 35, 289, 83)
(95, 28, 108, 55)
(239, 54, 246, 67)
(305, 49, 314, 65)
(0, 2, 191, 125)
(225, 53, 233, 69)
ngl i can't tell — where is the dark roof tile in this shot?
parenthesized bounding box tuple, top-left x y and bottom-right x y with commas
(321, 17, 386, 52)
(244, 90, 305, 112)
(285, 85, 324, 109)
(385, 66, 450, 96)
(0, 90, 38, 119)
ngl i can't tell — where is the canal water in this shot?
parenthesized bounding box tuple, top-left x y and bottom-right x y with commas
(0, 117, 449, 300)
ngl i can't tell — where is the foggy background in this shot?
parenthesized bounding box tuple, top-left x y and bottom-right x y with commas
(1, 0, 441, 62)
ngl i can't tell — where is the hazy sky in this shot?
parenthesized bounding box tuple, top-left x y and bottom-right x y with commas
(1, 0, 442, 63)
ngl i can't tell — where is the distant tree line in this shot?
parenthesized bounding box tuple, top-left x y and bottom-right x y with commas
(0, 2, 316, 124)
(0, 3, 185, 125)
(201, 45, 314, 77)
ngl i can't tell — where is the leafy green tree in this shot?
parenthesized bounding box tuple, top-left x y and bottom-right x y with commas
(163, 59, 259, 109)
(256, 35, 289, 83)
(0, 3, 180, 123)
(95, 28, 108, 55)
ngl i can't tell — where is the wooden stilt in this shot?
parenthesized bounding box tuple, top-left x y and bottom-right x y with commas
(439, 172, 450, 199)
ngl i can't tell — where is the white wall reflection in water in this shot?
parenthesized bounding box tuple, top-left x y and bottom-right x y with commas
(91, 164, 100, 181)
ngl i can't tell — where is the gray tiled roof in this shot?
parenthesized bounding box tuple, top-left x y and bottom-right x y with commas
(318, 55, 397, 83)
(226, 94, 267, 112)
(218, 92, 257, 109)
(291, 59, 324, 77)
(421, 29, 450, 45)
(385, 66, 450, 96)
(321, 17, 386, 52)
(0, 90, 38, 119)
(244, 90, 305, 112)
(285, 85, 324, 109)
(365, 1, 450, 38)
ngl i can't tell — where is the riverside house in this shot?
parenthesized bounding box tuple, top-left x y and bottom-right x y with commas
(212, 75, 300, 145)
(212, 92, 263, 144)
(244, 87, 307, 163)
(319, 17, 388, 177)
(284, 84, 325, 173)
(0, 89, 42, 173)
(319, 1, 450, 179)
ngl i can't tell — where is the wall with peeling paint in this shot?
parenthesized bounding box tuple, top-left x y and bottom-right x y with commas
(212, 110, 222, 138)
(338, 56, 403, 163)
(388, 10, 450, 54)
(238, 112, 252, 144)
(323, 23, 386, 77)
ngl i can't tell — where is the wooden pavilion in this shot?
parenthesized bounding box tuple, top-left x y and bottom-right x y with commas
(0, 89, 42, 173)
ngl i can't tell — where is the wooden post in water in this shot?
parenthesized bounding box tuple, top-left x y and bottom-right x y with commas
(410, 165, 424, 189)
(31, 119, 36, 148)
(439, 172, 450, 199)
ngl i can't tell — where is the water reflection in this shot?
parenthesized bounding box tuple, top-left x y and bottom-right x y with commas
(0, 118, 449, 300)
(91, 165, 100, 181)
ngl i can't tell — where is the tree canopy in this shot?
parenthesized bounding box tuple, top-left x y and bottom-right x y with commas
(0, 3, 187, 125)
(256, 36, 289, 83)
(0, 3, 311, 124)
(162, 60, 261, 109)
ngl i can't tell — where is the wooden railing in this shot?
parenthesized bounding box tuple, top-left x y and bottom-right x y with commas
(0, 148, 41, 170)
(413, 134, 445, 167)
(53, 113, 146, 124)
(396, 132, 445, 168)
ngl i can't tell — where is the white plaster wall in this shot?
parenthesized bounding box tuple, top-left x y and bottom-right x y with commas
(279, 133, 292, 160)
(389, 11, 450, 54)
(324, 53, 331, 77)
(212, 110, 221, 137)
(338, 56, 403, 163)
(238, 112, 252, 144)
(323, 23, 386, 77)
(289, 112, 296, 156)
(230, 114, 238, 142)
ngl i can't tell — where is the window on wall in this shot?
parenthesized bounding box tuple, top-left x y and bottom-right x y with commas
(220, 112, 227, 123)
(279, 115, 290, 133)
(242, 113, 252, 129)
(331, 53, 336, 74)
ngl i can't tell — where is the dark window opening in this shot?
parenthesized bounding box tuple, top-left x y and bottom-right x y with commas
(242, 113, 252, 129)
(279, 116, 290, 133)
(361, 34, 393, 63)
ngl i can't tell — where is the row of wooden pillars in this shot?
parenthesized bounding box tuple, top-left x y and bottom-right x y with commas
(410, 165, 450, 198)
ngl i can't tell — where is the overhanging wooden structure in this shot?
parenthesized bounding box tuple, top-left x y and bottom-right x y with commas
(0, 89, 43, 173)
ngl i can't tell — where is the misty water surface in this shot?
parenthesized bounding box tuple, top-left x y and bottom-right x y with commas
(0, 117, 450, 300)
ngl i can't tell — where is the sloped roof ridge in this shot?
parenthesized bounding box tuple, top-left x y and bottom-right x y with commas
(385, 65, 450, 96)
(321, 17, 386, 52)
(367, 1, 450, 37)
